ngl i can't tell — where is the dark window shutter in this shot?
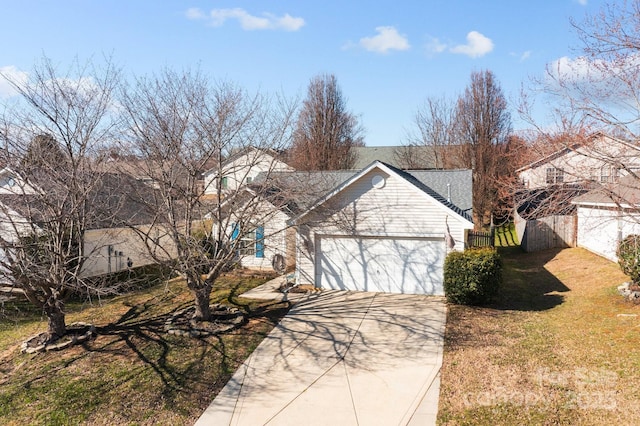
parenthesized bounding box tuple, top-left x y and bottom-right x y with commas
(255, 226, 264, 258)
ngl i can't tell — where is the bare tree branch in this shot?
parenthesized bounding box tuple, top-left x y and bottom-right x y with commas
(288, 74, 364, 170)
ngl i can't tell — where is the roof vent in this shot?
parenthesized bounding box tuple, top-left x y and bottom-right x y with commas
(371, 174, 385, 189)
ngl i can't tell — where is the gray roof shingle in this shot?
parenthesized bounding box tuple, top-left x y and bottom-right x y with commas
(572, 174, 640, 207)
(254, 163, 473, 220)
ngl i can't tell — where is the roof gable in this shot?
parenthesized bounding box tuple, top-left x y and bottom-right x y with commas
(289, 161, 473, 226)
(203, 146, 290, 176)
(0, 167, 38, 195)
(255, 168, 472, 215)
(517, 133, 640, 173)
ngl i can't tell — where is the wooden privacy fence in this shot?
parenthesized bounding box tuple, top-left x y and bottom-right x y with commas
(517, 214, 576, 252)
(467, 229, 495, 248)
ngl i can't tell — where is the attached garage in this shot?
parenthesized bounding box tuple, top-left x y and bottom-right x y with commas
(289, 161, 474, 296)
(317, 235, 445, 295)
(573, 174, 640, 262)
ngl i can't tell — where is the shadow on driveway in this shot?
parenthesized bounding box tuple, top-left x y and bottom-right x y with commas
(196, 291, 447, 426)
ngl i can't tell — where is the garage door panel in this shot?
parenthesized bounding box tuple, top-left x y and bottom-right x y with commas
(317, 236, 444, 295)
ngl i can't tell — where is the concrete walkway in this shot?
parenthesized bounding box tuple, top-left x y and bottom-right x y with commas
(195, 289, 446, 426)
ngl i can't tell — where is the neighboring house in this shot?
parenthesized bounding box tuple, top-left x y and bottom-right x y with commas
(572, 174, 640, 262)
(514, 133, 640, 254)
(221, 195, 297, 271)
(202, 147, 293, 194)
(237, 166, 473, 277)
(0, 169, 172, 280)
(287, 161, 473, 295)
(517, 133, 640, 189)
(224, 172, 357, 271)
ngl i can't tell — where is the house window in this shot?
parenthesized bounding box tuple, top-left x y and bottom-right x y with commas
(246, 176, 253, 184)
(239, 229, 256, 256)
(231, 224, 264, 258)
(221, 176, 228, 189)
(600, 165, 620, 183)
(546, 167, 564, 184)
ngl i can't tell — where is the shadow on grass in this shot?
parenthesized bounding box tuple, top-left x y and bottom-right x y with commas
(490, 246, 570, 311)
(495, 227, 518, 247)
(50, 292, 290, 406)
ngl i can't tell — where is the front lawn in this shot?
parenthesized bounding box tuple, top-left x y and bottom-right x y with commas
(438, 247, 640, 425)
(0, 271, 287, 425)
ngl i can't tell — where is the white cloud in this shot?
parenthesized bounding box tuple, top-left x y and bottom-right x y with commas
(0, 66, 28, 98)
(185, 7, 206, 20)
(546, 54, 640, 109)
(359, 26, 410, 53)
(450, 31, 494, 58)
(576, 0, 588, 5)
(425, 36, 447, 55)
(277, 14, 306, 31)
(550, 56, 601, 81)
(188, 7, 305, 31)
(510, 50, 532, 62)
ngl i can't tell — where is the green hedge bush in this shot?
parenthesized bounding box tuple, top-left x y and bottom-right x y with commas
(444, 248, 502, 305)
(617, 234, 640, 284)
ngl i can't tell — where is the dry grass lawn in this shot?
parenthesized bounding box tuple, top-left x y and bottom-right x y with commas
(0, 271, 288, 425)
(438, 247, 640, 425)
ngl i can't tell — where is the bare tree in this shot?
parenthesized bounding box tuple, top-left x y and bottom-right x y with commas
(407, 72, 514, 227)
(453, 70, 513, 228)
(0, 57, 123, 341)
(514, 1, 640, 220)
(519, 1, 640, 140)
(119, 69, 296, 321)
(404, 96, 459, 169)
(288, 74, 364, 170)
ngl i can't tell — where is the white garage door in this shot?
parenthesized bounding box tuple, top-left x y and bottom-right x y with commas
(317, 236, 445, 295)
(577, 207, 620, 261)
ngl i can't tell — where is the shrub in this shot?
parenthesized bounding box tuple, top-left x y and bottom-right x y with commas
(444, 248, 502, 305)
(617, 234, 640, 284)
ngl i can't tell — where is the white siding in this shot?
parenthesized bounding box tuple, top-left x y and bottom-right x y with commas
(0, 171, 36, 195)
(203, 149, 293, 195)
(237, 209, 291, 271)
(519, 136, 640, 189)
(295, 168, 472, 287)
(81, 225, 175, 278)
(577, 205, 640, 261)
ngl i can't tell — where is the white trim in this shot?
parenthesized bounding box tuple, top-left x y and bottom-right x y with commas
(289, 161, 473, 229)
(315, 232, 446, 240)
(314, 234, 446, 295)
(516, 132, 639, 173)
(572, 200, 640, 209)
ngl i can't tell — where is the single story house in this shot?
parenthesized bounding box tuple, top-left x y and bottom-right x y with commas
(287, 161, 473, 295)
(0, 168, 172, 280)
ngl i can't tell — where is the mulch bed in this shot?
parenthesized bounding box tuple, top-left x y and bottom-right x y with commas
(21, 322, 96, 354)
(164, 304, 246, 337)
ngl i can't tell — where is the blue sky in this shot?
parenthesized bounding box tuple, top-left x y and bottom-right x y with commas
(0, 0, 606, 146)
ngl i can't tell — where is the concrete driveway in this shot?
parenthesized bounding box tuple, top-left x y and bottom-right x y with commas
(195, 290, 446, 426)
